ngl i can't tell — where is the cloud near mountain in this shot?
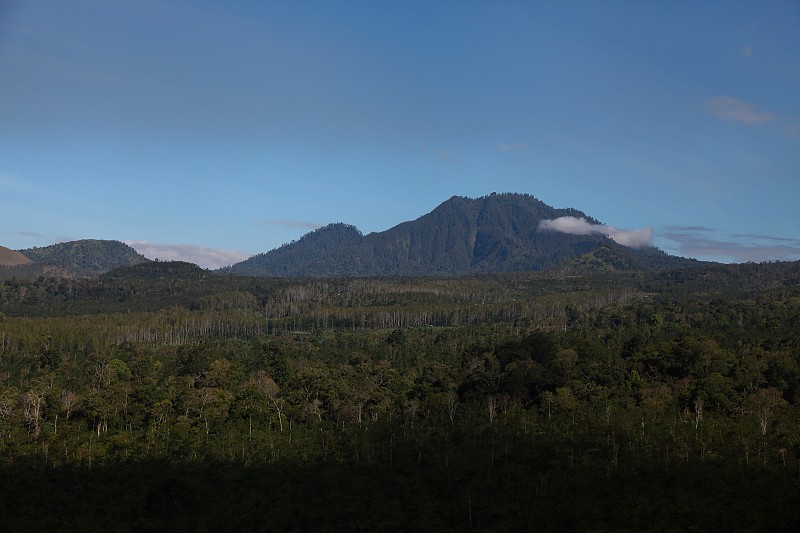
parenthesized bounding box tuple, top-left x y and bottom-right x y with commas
(222, 194, 681, 277)
(660, 226, 800, 262)
(538, 217, 653, 248)
(125, 241, 250, 270)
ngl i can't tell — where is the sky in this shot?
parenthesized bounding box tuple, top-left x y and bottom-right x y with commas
(1, 0, 799, 269)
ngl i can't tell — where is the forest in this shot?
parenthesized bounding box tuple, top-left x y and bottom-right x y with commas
(1, 259, 799, 531)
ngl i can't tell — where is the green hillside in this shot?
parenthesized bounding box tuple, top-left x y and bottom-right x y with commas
(19, 239, 150, 275)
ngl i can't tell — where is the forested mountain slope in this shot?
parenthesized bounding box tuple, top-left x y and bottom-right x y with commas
(222, 193, 694, 277)
(18, 239, 150, 275)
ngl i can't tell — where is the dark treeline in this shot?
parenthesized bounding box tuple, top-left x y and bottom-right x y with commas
(1, 260, 799, 531)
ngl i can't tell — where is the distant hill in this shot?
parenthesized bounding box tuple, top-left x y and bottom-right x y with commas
(103, 260, 208, 280)
(18, 239, 150, 275)
(0, 246, 31, 266)
(222, 193, 695, 277)
(550, 243, 701, 275)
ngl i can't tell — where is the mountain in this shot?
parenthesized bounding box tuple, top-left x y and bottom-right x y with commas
(0, 246, 31, 266)
(222, 193, 694, 277)
(18, 239, 150, 275)
(221, 223, 364, 277)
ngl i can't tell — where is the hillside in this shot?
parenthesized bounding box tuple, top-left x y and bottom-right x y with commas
(222, 193, 694, 277)
(0, 246, 31, 266)
(224, 223, 363, 277)
(18, 239, 150, 275)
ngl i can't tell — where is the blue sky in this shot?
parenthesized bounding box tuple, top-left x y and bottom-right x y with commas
(1, 0, 799, 268)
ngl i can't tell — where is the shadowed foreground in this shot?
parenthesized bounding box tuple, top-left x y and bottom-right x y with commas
(2, 458, 798, 532)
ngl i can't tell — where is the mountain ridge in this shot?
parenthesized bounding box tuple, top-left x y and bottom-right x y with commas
(221, 193, 695, 277)
(3, 194, 700, 279)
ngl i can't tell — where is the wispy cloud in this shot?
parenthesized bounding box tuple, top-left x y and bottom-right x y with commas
(740, 45, 753, 59)
(731, 232, 800, 244)
(663, 225, 714, 233)
(705, 96, 775, 126)
(18, 230, 43, 238)
(538, 216, 654, 248)
(661, 227, 800, 262)
(124, 241, 251, 270)
(267, 220, 322, 230)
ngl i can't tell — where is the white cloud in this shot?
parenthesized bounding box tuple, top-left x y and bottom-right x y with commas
(538, 216, 653, 249)
(124, 241, 251, 270)
(705, 96, 775, 126)
(605, 226, 654, 248)
(539, 216, 596, 235)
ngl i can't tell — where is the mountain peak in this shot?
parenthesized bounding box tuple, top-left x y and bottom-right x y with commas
(223, 193, 683, 277)
(219, 223, 363, 277)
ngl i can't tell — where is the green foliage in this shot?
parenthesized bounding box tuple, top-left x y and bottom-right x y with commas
(17, 239, 150, 275)
(0, 259, 799, 529)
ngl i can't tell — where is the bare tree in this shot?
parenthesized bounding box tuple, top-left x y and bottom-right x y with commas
(61, 390, 80, 419)
(444, 391, 459, 425)
(254, 375, 286, 432)
(92, 359, 112, 392)
(23, 389, 46, 438)
(487, 395, 498, 424)
(0, 387, 19, 421)
(693, 397, 704, 429)
(303, 398, 323, 423)
(746, 388, 786, 437)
